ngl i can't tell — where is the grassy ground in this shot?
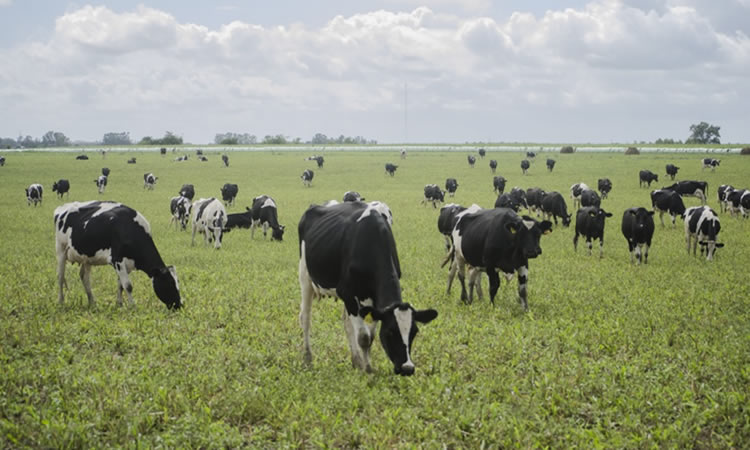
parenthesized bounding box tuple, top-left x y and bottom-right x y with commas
(1, 149, 749, 447)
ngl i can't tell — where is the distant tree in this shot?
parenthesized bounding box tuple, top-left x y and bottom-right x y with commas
(220, 137, 239, 145)
(687, 122, 721, 144)
(41, 131, 70, 147)
(20, 135, 40, 148)
(214, 132, 257, 145)
(139, 136, 154, 145)
(103, 132, 132, 145)
(262, 134, 287, 145)
(655, 138, 681, 144)
(139, 132, 182, 146)
(311, 133, 328, 145)
(0, 137, 16, 148)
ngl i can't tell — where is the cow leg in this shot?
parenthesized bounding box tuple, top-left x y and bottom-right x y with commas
(446, 257, 458, 294)
(573, 233, 579, 252)
(213, 228, 222, 249)
(658, 211, 665, 227)
(262, 222, 269, 238)
(642, 243, 650, 264)
(342, 310, 375, 373)
(191, 223, 197, 246)
(628, 241, 635, 264)
(517, 266, 529, 311)
(487, 270, 500, 306)
(456, 259, 469, 304)
(470, 269, 484, 300)
(78, 264, 95, 307)
(298, 256, 314, 365)
(113, 262, 134, 306)
(57, 249, 68, 305)
(586, 237, 593, 256)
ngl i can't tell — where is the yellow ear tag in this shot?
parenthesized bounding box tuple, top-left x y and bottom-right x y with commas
(543, 229, 551, 235)
(589, 211, 596, 217)
(509, 227, 517, 234)
(364, 313, 373, 323)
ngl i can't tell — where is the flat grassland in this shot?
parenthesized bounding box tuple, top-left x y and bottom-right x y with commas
(1, 150, 748, 448)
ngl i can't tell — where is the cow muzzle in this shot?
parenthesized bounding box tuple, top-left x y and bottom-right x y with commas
(395, 362, 415, 376)
(524, 248, 542, 258)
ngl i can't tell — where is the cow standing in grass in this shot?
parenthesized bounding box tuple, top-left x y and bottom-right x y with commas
(143, 173, 157, 190)
(192, 198, 226, 249)
(26, 183, 43, 206)
(621, 207, 654, 264)
(95, 175, 107, 194)
(489, 160, 497, 173)
(52, 179, 70, 198)
(251, 195, 285, 241)
(573, 207, 613, 258)
(493, 176, 507, 194)
(445, 178, 458, 197)
(650, 189, 685, 226)
(684, 206, 724, 260)
(302, 169, 314, 186)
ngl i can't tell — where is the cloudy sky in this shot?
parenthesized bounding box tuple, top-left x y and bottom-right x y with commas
(1, 0, 748, 144)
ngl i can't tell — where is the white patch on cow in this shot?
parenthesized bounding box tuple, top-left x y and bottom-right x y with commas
(357, 201, 393, 225)
(393, 307, 414, 369)
(133, 212, 151, 234)
(66, 246, 112, 265)
(91, 202, 121, 218)
(261, 197, 276, 208)
(324, 200, 340, 207)
(522, 219, 535, 230)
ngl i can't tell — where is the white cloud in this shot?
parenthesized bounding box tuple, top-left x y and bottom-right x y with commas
(0, 0, 12, 6)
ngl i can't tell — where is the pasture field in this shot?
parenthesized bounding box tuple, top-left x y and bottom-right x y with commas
(1, 149, 749, 448)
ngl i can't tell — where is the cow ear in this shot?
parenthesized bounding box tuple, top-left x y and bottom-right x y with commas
(604, 211, 613, 217)
(414, 308, 438, 324)
(716, 243, 725, 248)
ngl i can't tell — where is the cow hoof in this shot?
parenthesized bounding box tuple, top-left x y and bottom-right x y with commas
(303, 351, 312, 365)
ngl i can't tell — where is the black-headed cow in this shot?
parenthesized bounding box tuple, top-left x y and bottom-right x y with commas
(525, 188, 546, 216)
(445, 178, 458, 197)
(302, 169, 315, 187)
(101, 167, 110, 176)
(665, 164, 679, 180)
(662, 180, 708, 205)
(94, 175, 107, 194)
(540, 191, 572, 227)
(191, 198, 226, 249)
(574, 207, 613, 258)
(493, 175, 507, 194)
(546, 159, 556, 172)
(127, 157, 136, 164)
(684, 206, 723, 260)
(220, 183, 239, 206)
(639, 170, 659, 188)
(26, 183, 43, 206)
(478, 148, 486, 158)
(76, 154, 89, 160)
(251, 195, 285, 241)
(726, 188, 750, 217)
(597, 178, 612, 199)
(343, 191, 365, 202)
(467, 155, 476, 168)
(520, 159, 530, 175)
(718, 185, 734, 213)
(621, 207, 655, 264)
(580, 189, 601, 208)
(52, 179, 70, 198)
(179, 184, 195, 200)
(385, 163, 398, 176)
(422, 184, 445, 208)
(143, 173, 157, 190)
(169, 196, 192, 231)
(437, 203, 467, 265)
(650, 189, 686, 226)
(489, 160, 497, 173)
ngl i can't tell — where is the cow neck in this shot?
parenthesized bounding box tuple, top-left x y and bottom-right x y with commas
(132, 236, 167, 278)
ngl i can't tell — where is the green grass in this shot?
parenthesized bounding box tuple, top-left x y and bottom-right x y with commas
(1, 150, 749, 447)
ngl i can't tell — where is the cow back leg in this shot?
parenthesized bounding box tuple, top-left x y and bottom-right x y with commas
(191, 224, 198, 246)
(56, 247, 68, 305)
(470, 268, 483, 301)
(456, 259, 469, 304)
(262, 222, 269, 238)
(487, 270, 500, 306)
(598, 237, 604, 258)
(573, 233, 579, 252)
(642, 243, 650, 264)
(587, 237, 593, 256)
(517, 265, 530, 311)
(446, 257, 458, 294)
(658, 211, 665, 227)
(298, 257, 314, 365)
(79, 264, 95, 306)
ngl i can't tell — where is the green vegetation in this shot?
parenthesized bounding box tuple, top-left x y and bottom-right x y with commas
(1, 150, 749, 447)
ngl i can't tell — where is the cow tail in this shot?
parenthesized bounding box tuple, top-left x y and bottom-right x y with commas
(441, 244, 455, 268)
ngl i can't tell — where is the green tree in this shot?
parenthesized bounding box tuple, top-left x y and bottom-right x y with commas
(103, 132, 132, 145)
(687, 122, 721, 144)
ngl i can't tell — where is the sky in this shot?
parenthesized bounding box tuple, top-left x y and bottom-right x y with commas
(1, 0, 749, 144)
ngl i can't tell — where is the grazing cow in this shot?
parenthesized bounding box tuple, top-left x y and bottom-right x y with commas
(726, 188, 750, 218)
(179, 184, 195, 200)
(95, 175, 107, 194)
(220, 183, 239, 206)
(26, 183, 43, 206)
(400, 149, 407, 159)
(478, 148, 486, 158)
(251, 195, 285, 241)
(540, 192, 572, 227)
(298, 201, 438, 375)
(101, 167, 110, 176)
(385, 163, 398, 176)
(0, 155, 5, 166)
(467, 155, 476, 167)
(580, 189, 601, 208)
(717, 184, 734, 213)
(127, 157, 136, 164)
(222, 154, 229, 167)
(639, 170, 659, 187)
(191, 198, 226, 249)
(198, 155, 208, 162)
(650, 189, 685, 226)
(445, 178, 458, 197)
(76, 155, 89, 160)
(520, 159, 530, 175)
(574, 207, 613, 258)
(526, 151, 536, 159)
(343, 191, 365, 202)
(597, 178, 612, 199)
(54, 201, 181, 309)
(684, 206, 724, 260)
(422, 184, 445, 208)
(701, 158, 720, 171)
(301, 169, 314, 187)
(621, 208, 655, 264)
(224, 208, 253, 232)
(52, 179, 70, 198)
(196, 149, 203, 156)
(525, 188, 546, 216)
(437, 203, 467, 264)
(546, 159, 556, 172)
(449, 207, 552, 309)
(143, 173, 157, 190)
(494, 187, 527, 212)
(169, 195, 192, 230)
(570, 183, 590, 210)
(665, 164, 679, 180)
(175, 155, 188, 162)
(492, 175, 507, 194)
(488, 160, 498, 173)
(662, 180, 708, 205)
(307, 155, 324, 168)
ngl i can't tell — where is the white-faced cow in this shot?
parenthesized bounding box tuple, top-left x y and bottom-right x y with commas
(179, 184, 195, 200)
(343, 191, 365, 202)
(650, 189, 685, 226)
(684, 206, 723, 260)
(570, 182, 590, 210)
(621, 207, 655, 264)
(520, 159, 530, 175)
(191, 198, 226, 249)
(665, 164, 679, 180)
(546, 159, 556, 172)
(493, 175, 507, 194)
(298, 200, 438, 375)
(445, 178, 458, 197)
(422, 184, 445, 208)
(525, 188, 546, 216)
(489, 160, 497, 173)
(385, 163, 398, 176)
(251, 195, 285, 241)
(222, 154, 229, 167)
(220, 183, 239, 206)
(726, 188, 750, 218)
(717, 184, 734, 213)
(52, 179, 70, 198)
(701, 158, 720, 171)
(169, 195, 192, 231)
(662, 180, 708, 205)
(540, 191, 572, 227)
(302, 169, 315, 187)
(26, 183, 43, 206)
(101, 167, 110, 177)
(478, 148, 486, 158)
(580, 189, 601, 208)
(639, 170, 659, 188)
(143, 173, 157, 190)
(94, 175, 107, 194)
(597, 178, 612, 199)
(54, 201, 182, 309)
(574, 207, 613, 258)
(467, 155, 476, 168)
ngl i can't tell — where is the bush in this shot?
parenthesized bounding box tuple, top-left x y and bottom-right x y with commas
(741, 147, 750, 155)
(560, 146, 575, 154)
(625, 147, 640, 155)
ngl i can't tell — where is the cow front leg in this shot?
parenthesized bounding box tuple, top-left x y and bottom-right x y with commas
(57, 251, 67, 305)
(587, 237, 593, 256)
(113, 262, 134, 306)
(470, 268, 483, 301)
(598, 237, 604, 259)
(456, 259, 469, 304)
(573, 233, 579, 252)
(487, 270, 500, 305)
(517, 265, 530, 311)
(343, 310, 374, 373)
(80, 264, 95, 307)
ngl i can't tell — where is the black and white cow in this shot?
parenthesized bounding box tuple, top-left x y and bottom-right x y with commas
(726, 188, 750, 218)
(650, 189, 686, 226)
(684, 206, 724, 260)
(179, 184, 195, 200)
(127, 157, 136, 164)
(251, 195, 285, 240)
(580, 189, 601, 208)
(639, 170, 659, 188)
(423, 184, 445, 208)
(220, 183, 239, 206)
(95, 175, 107, 194)
(191, 198, 226, 249)
(665, 164, 679, 180)
(597, 178, 612, 199)
(26, 183, 43, 206)
(662, 180, 708, 205)
(52, 179, 70, 198)
(0, 155, 5, 166)
(478, 148, 486, 158)
(101, 167, 110, 177)
(701, 158, 720, 171)
(621, 207, 655, 264)
(222, 154, 229, 167)
(169, 195, 192, 231)
(343, 191, 365, 202)
(76, 154, 89, 160)
(301, 169, 315, 187)
(467, 155, 476, 168)
(445, 178, 458, 197)
(174, 155, 188, 162)
(546, 159, 556, 172)
(570, 182, 590, 210)
(307, 155, 324, 168)
(494, 187, 527, 212)
(54, 201, 182, 309)
(541, 191, 572, 227)
(437, 203, 467, 265)
(526, 151, 536, 159)
(525, 188, 546, 216)
(573, 207, 613, 258)
(448, 207, 552, 310)
(143, 173, 157, 190)
(385, 163, 398, 176)
(493, 175, 507, 194)
(489, 160, 497, 173)
(198, 155, 208, 162)
(298, 200, 437, 375)
(520, 159, 530, 175)
(717, 184, 734, 213)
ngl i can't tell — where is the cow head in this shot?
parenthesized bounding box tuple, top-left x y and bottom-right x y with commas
(152, 265, 182, 310)
(699, 215, 723, 260)
(587, 208, 613, 225)
(363, 303, 438, 376)
(562, 214, 572, 227)
(52, 181, 59, 192)
(271, 224, 285, 241)
(509, 216, 553, 258)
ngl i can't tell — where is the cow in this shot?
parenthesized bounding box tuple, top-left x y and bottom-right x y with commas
(525, 188, 546, 216)
(385, 163, 398, 176)
(143, 173, 157, 190)
(701, 158, 720, 171)
(520, 159, 530, 175)
(492, 176, 507, 194)
(198, 155, 208, 162)
(224, 208, 253, 232)
(621, 207, 655, 264)
(717, 184, 734, 213)
(94, 175, 107, 194)
(580, 189, 601, 208)
(478, 148, 486, 158)
(489, 160, 497, 173)
(650, 189, 685, 226)
(298, 200, 438, 375)
(639, 170, 659, 187)
(52, 179, 70, 198)
(127, 157, 136, 164)
(665, 164, 680, 180)
(101, 167, 110, 177)
(196, 149, 203, 156)
(400, 149, 407, 159)
(251, 195, 285, 241)
(526, 151, 536, 159)
(76, 154, 89, 160)
(169, 195, 192, 231)
(726, 188, 750, 218)
(191, 198, 226, 249)
(445, 178, 458, 197)
(422, 184, 445, 208)
(546, 159, 556, 172)
(540, 192, 572, 227)
(220, 183, 238, 206)
(437, 203, 467, 265)
(301, 169, 314, 187)
(570, 183, 590, 210)
(662, 180, 708, 205)
(54, 201, 182, 309)
(597, 178, 612, 199)
(307, 155, 324, 168)
(573, 207, 613, 258)
(160, 147, 167, 155)
(684, 206, 724, 260)
(0, 155, 5, 166)
(448, 207, 552, 310)
(179, 184, 195, 201)
(495, 188, 527, 212)
(222, 154, 229, 167)
(175, 155, 188, 162)
(467, 155, 476, 167)
(26, 183, 43, 206)
(343, 191, 365, 202)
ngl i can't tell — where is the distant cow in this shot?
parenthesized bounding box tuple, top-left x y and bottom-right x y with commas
(400, 149, 407, 159)
(422, 184, 445, 208)
(701, 158, 720, 171)
(662, 180, 708, 205)
(220, 183, 239, 206)
(717, 184, 734, 213)
(198, 155, 208, 162)
(175, 155, 188, 162)
(546, 159, 556, 172)
(494, 188, 527, 212)
(437, 203, 467, 264)
(52, 179, 70, 198)
(76, 155, 89, 160)
(726, 188, 750, 218)
(597, 178, 612, 199)
(143, 173, 157, 190)
(467, 155, 476, 167)
(54, 201, 182, 309)
(520, 159, 530, 175)
(127, 157, 136, 164)
(251, 195, 285, 241)
(95, 175, 107, 194)
(169, 195, 192, 231)
(101, 167, 110, 177)
(343, 191, 365, 202)
(298, 200, 437, 375)
(574, 207, 613, 258)
(26, 183, 43, 206)
(222, 154, 229, 167)
(478, 148, 486, 158)
(489, 160, 497, 173)
(493, 176, 507, 194)
(385, 163, 398, 176)
(0, 156, 5, 166)
(445, 178, 458, 197)
(650, 189, 685, 226)
(307, 155, 324, 168)
(580, 189, 601, 208)
(191, 198, 226, 249)
(621, 207, 655, 264)
(540, 191, 571, 227)
(179, 184, 195, 200)
(301, 169, 314, 187)
(525, 188, 546, 216)
(570, 182, 590, 210)
(639, 170, 659, 187)
(665, 164, 679, 180)
(526, 151, 536, 159)
(684, 206, 723, 260)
